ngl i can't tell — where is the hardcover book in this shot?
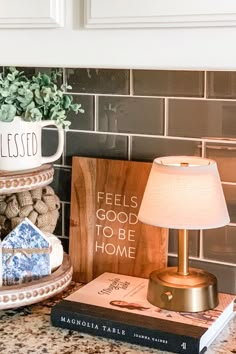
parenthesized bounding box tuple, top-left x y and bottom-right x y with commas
(69, 157, 168, 283)
(51, 272, 235, 354)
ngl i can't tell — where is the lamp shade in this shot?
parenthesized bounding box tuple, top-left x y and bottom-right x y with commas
(138, 156, 230, 230)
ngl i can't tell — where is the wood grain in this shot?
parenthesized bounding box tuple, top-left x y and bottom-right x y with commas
(69, 157, 168, 283)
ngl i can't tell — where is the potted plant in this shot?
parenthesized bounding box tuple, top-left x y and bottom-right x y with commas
(0, 67, 84, 171)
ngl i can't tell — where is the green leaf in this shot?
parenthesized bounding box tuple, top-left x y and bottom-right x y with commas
(1, 89, 10, 98)
(0, 104, 16, 122)
(63, 95, 71, 109)
(0, 66, 85, 129)
(24, 107, 42, 122)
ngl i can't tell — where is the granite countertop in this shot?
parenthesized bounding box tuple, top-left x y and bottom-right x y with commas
(0, 282, 235, 354)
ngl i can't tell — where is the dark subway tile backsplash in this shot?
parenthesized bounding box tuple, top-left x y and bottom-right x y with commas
(54, 203, 63, 237)
(168, 255, 236, 294)
(222, 184, 236, 223)
(42, 128, 63, 165)
(98, 96, 164, 135)
(133, 70, 204, 97)
(131, 136, 201, 162)
(205, 140, 236, 183)
(64, 203, 71, 238)
(207, 71, 236, 99)
(65, 68, 130, 95)
(65, 131, 128, 166)
(168, 229, 200, 257)
(50, 166, 72, 203)
(18, 66, 63, 87)
(66, 94, 94, 130)
(168, 99, 236, 138)
(203, 225, 236, 264)
(14, 66, 236, 293)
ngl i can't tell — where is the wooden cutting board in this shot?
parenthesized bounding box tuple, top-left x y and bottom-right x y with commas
(69, 157, 168, 283)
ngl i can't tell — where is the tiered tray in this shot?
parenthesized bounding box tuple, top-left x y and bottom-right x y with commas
(0, 164, 54, 194)
(0, 253, 73, 310)
(0, 165, 73, 310)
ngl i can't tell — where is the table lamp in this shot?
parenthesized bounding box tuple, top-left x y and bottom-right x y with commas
(138, 156, 230, 312)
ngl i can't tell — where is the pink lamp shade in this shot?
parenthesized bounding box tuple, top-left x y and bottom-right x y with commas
(138, 156, 230, 230)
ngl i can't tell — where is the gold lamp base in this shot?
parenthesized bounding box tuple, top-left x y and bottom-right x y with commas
(147, 267, 218, 312)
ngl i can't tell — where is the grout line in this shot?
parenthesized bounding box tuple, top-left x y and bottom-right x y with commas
(62, 67, 67, 88)
(62, 130, 66, 166)
(201, 140, 206, 157)
(168, 253, 236, 267)
(64, 129, 236, 145)
(129, 69, 134, 96)
(58, 235, 69, 240)
(128, 136, 132, 160)
(222, 182, 236, 186)
(201, 137, 236, 144)
(204, 71, 207, 98)
(65, 129, 200, 140)
(164, 98, 168, 136)
(196, 257, 236, 267)
(229, 222, 236, 226)
(94, 95, 98, 131)
(61, 202, 65, 238)
(69, 91, 236, 103)
(53, 163, 72, 169)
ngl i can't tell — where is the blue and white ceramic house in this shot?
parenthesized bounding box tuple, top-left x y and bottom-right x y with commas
(2, 218, 51, 285)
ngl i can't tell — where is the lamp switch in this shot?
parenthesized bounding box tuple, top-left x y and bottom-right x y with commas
(163, 291, 173, 302)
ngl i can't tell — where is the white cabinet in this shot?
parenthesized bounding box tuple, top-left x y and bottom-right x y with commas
(0, 0, 236, 70)
(0, 0, 64, 28)
(84, 0, 236, 29)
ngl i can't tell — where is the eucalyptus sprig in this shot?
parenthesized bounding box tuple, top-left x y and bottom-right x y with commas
(0, 67, 84, 129)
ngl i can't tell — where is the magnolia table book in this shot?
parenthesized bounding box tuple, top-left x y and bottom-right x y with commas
(69, 157, 168, 283)
(51, 272, 235, 354)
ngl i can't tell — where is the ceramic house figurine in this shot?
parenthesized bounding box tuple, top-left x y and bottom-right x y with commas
(2, 218, 51, 285)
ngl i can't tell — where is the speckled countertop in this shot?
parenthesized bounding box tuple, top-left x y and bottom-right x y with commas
(0, 282, 235, 354)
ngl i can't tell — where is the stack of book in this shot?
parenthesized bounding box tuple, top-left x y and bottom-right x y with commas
(51, 272, 235, 354)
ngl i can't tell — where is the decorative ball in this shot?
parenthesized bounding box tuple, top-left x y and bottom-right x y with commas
(0, 186, 60, 238)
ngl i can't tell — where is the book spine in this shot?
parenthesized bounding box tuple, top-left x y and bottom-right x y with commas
(51, 306, 201, 354)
